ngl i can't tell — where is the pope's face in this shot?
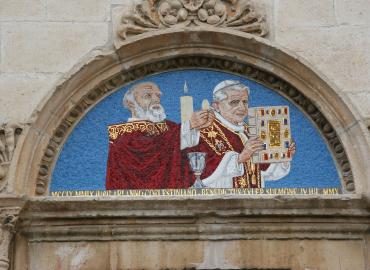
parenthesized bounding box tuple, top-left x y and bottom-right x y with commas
(133, 83, 162, 111)
(214, 89, 249, 125)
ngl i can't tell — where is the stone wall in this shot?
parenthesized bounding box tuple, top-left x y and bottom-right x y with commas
(1, 1, 370, 270)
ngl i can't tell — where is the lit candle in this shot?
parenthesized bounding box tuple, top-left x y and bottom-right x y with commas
(180, 81, 194, 122)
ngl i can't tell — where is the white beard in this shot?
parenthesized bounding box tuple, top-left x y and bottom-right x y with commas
(135, 102, 167, 123)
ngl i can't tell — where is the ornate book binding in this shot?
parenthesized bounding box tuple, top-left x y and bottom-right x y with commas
(248, 106, 292, 164)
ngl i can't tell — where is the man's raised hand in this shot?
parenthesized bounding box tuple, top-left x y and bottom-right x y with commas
(238, 137, 264, 163)
(190, 110, 215, 130)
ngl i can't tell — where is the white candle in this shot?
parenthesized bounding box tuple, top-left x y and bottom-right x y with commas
(180, 81, 194, 122)
(180, 96, 194, 122)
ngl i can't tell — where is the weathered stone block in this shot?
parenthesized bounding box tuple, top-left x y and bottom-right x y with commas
(1, 22, 109, 73)
(335, 0, 370, 25)
(348, 92, 370, 118)
(275, 26, 370, 93)
(47, 0, 108, 22)
(29, 242, 110, 270)
(0, 74, 59, 122)
(27, 240, 366, 270)
(0, 0, 45, 21)
(277, 0, 337, 27)
(224, 240, 365, 270)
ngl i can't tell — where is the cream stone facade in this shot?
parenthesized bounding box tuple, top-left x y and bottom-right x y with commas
(0, 0, 370, 269)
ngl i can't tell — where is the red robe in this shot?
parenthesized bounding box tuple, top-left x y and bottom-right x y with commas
(186, 119, 270, 188)
(106, 120, 193, 189)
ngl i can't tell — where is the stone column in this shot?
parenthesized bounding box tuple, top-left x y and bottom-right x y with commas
(0, 208, 19, 270)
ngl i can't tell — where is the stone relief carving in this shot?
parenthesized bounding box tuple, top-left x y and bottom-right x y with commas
(0, 124, 23, 192)
(117, 0, 268, 40)
(35, 56, 354, 195)
(0, 208, 20, 270)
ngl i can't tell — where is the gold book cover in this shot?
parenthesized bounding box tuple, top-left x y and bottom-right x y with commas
(248, 106, 292, 164)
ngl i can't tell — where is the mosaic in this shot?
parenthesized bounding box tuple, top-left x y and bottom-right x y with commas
(51, 70, 341, 193)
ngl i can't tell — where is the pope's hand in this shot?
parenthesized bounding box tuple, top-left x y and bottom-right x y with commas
(288, 141, 296, 157)
(238, 137, 264, 163)
(190, 110, 215, 130)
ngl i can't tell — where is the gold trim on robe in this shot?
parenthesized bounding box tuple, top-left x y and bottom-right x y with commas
(199, 120, 235, 156)
(108, 121, 169, 140)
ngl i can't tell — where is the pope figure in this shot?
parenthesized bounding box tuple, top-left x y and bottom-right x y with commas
(186, 80, 296, 188)
(105, 82, 213, 189)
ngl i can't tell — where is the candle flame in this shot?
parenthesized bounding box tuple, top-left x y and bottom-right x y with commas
(184, 81, 188, 94)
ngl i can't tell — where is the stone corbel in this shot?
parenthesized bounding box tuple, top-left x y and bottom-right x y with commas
(0, 208, 20, 270)
(0, 124, 23, 193)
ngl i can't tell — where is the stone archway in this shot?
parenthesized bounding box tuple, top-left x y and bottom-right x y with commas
(8, 28, 369, 197)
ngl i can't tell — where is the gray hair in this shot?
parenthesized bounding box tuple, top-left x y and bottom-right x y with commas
(122, 82, 159, 109)
(122, 88, 135, 109)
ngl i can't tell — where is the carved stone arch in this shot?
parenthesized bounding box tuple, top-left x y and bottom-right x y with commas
(9, 28, 370, 196)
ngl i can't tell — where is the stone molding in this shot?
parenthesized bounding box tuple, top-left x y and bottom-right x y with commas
(0, 207, 20, 270)
(0, 124, 23, 193)
(34, 55, 354, 194)
(19, 196, 370, 242)
(117, 0, 267, 41)
(10, 29, 369, 196)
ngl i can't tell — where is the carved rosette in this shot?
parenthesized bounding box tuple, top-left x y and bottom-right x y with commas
(0, 208, 20, 270)
(0, 124, 23, 192)
(118, 0, 268, 40)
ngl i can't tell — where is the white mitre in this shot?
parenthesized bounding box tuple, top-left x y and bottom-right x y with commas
(213, 80, 250, 97)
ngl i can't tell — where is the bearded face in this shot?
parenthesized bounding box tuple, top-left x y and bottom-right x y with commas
(131, 83, 167, 122)
(134, 102, 167, 123)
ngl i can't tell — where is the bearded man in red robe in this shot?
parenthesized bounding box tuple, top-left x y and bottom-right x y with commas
(106, 82, 213, 190)
(186, 80, 296, 188)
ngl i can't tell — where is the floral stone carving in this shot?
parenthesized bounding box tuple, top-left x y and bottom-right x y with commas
(0, 124, 23, 192)
(118, 0, 268, 40)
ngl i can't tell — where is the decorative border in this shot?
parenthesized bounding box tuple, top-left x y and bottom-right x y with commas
(35, 55, 354, 195)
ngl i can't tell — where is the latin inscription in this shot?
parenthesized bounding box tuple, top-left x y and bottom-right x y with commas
(51, 188, 341, 197)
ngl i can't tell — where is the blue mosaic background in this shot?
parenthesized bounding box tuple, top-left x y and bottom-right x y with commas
(51, 70, 341, 192)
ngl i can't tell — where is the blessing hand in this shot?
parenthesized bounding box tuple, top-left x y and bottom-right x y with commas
(190, 110, 215, 130)
(238, 137, 264, 163)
